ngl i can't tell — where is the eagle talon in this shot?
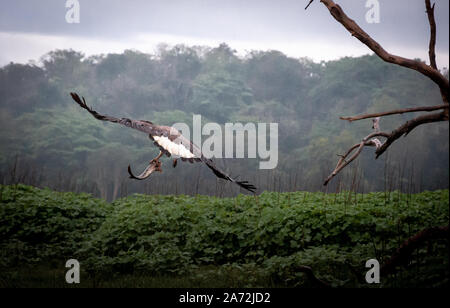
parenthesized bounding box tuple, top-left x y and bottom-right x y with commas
(156, 161, 162, 172)
(128, 159, 162, 180)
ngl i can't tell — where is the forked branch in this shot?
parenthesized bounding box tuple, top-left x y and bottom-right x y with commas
(324, 110, 448, 185)
(323, 126, 389, 185)
(375, 111, 448, 158)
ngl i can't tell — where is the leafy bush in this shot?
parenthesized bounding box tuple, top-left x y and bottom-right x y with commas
(1, 185, 448, 287)
(0, 184, 111, 266)
(80, 190, 448, 286)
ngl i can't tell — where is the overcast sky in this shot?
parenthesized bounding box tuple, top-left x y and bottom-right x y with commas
(0, 0, 448, 68)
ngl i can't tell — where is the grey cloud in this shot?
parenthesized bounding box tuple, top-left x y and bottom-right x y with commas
(0, 0, 448, 58)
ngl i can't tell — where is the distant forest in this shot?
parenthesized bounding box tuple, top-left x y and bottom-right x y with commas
(0, 44, 448, 200)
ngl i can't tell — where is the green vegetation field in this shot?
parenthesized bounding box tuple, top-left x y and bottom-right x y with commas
(0, 184, 448, 288)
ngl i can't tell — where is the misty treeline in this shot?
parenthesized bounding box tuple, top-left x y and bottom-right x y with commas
(0, 44, 448, 200)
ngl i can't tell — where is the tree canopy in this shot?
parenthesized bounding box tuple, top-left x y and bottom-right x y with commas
(0, 46, 447, 200)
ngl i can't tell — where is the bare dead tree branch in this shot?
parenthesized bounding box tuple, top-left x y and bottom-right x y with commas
(340, 104, 449, 122)
(375, 111, 448, 158)
(308, 0, 450, 186)
(423, 0, 449, 105)
(305, 0, 314, 10)
(318, 0, 449, 103)
(425, 0, 437, 70)
(323, 131, 390, 186)
(324, 110, 448, 185)
(381, 225, 449, 276)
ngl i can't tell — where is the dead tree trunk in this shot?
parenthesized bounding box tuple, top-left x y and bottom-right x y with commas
(381, 225, 449, 276)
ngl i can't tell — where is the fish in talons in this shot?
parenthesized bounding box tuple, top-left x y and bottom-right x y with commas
(128, 151, 164, 180)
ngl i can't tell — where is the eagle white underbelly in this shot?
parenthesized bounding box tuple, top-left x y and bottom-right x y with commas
(153, 136, 196, 158)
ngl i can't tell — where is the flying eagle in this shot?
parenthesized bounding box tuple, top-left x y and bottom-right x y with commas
(70, 93, 256, 193)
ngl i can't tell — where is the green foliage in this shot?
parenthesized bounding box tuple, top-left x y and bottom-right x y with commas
(0, 184, 111, 266)
(1, 185, 448, 287)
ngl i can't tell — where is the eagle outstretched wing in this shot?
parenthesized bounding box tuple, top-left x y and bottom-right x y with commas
(70, 92, 256, 193)
(171, 133, 256, 193)
(70, 92, 157, 134)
